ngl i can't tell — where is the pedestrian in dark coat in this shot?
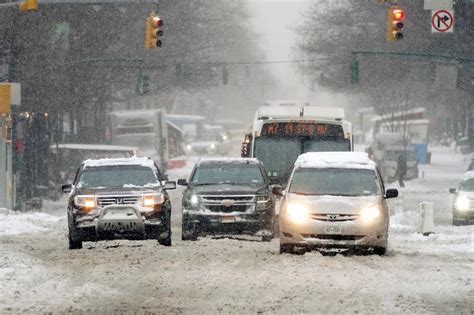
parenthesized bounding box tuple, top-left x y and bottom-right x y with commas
(396, 152, 407, 187)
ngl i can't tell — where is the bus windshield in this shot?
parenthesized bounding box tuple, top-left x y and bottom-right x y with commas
(254, 138, 351, 181)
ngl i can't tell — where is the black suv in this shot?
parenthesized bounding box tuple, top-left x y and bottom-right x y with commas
(62, 157, 176, 249)
(178, 158, 277, 241)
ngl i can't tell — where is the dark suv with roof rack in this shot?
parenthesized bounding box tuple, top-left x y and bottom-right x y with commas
(178, 158, 278, 241)
(62, 157, 176, 249)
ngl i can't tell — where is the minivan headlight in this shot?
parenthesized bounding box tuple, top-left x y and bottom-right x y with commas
(285, 203, 309, 224)
(360, 206, 381, 224)
(455, 195, 470, 211)
(74, 195, 96, 210)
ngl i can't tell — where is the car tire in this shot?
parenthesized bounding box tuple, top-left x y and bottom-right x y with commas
(67, 212, 82, 250)
(452, 219, 461, 226)
(181, 225, 198, 241)
(280, 244, 294, 254)
(68, 234, 82, 250)
(159, 236, 172, 247)
(262, 235, 273, 242)
(373, 246, 386, 256)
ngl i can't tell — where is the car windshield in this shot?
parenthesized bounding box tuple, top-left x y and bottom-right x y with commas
(77, 165, 159, 188)
(191, 164, 264, 185)
(289, 168, 381, 196)
(385, 150, 417, 161)
(460, 178, 474, 192)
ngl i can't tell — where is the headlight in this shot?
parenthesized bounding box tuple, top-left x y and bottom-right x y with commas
(222, 135, 228, 141)
(360, 206, 381, 224)
(190, 195, 199, 205)
(186, 144, 192, 151)
(455, 195, 470, 211)
(256, 195, 271, 210)
(285, 203, 309, 224)
(142, 193, 165, 207)
(210, 143, 216, 149)
(74, 195, 96, 210)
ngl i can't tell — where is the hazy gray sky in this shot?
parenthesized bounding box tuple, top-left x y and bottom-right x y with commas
(247, 0, 312, 98)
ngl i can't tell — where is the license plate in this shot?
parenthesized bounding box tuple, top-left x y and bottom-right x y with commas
(324, 225, 342, 234)
(221, 216, 236, 223)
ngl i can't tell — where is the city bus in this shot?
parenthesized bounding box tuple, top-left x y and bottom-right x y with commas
(241, 104, 353, 184)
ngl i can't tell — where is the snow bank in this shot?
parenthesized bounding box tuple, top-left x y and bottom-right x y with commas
(0, 211, 60, 236)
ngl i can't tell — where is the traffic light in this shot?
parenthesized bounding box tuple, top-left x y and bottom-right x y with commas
(19, 0, 38, 12)
(136, 72, 149, 95)
(387, 6, 405, 41)
(145, 13, 163, 49)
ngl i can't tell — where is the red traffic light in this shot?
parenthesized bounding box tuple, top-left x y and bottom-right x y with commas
(151, 16, 163, 27)
(392, 9, 405, 21)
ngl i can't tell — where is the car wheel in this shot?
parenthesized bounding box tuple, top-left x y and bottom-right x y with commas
(67, 212, 82, 250)
(280, 244, 295, 254)
(373, 246, 386, 256)
(262, 235, 273, 242)
(181, 225, 198, 241)
(159, 235, 172, 247)
(68, 233, 82, 250)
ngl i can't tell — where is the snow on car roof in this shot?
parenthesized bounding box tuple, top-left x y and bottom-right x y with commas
(198, 157, 260, 165)
(463, 171, 474, 180)
(294, 152, 376, 170)
(83, 157, 155, 168)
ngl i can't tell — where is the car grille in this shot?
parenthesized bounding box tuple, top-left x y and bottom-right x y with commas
(200, 195, 255, 213)
(97, 196, 140, 207)
(310, 213, 359, 222)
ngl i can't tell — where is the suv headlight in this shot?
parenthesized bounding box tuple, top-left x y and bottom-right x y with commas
(455, 195, 470, 211)
(142, 193, 165, 207)
(360, 206, 381, 224)
(256, 195, 271, 210)
(74, 195, 96, 210)
(184, 194, 201, 210)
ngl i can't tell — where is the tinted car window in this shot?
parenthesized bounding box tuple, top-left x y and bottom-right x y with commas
(289, 168, 381, 196)
(191, 164, 264, 185)
(78, 165, 159, 188)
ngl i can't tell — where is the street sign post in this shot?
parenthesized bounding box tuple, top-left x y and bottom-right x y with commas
(431, 10, 454, 33)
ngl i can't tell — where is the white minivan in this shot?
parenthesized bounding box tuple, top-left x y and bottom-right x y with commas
(277, 152, 398, 255)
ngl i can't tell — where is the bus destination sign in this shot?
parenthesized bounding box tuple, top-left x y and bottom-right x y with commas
(261, 121, 345, 138)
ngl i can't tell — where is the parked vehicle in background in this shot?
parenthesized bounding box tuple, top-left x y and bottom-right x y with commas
(178, 158, 277, 242)
(62, 157, 176, 249)
(277, 152, 398, 255)
(449, 171, 474, 226)
(242, 101, 353, 185)
(379, 146, 419, 183)
(49, 143, 137, 185)
(185, 124, 232, 155)
(367, 132, 406, 162)
(109, 109, 186, 173)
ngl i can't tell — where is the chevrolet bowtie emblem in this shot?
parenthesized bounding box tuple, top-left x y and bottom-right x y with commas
(222, 199, 235, 207)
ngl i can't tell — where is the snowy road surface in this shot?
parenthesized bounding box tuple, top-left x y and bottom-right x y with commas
(1, 147, 473, 314)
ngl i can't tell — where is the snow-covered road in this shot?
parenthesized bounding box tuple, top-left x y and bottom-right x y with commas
(0, 147, 473, 314)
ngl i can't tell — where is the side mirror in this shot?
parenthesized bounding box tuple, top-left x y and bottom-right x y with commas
(61, 184, 72, 194)
(177, 179, 188, 186)
(449, 188, 457, 194)
(272, 185, 283, 197)
(385, 188, 398, 199)
(163, 181, 177, 190)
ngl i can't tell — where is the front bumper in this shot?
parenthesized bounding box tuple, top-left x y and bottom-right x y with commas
(279, 216, 388, 249)
(183, 209, 272, 235)
(453, 209, 474, 225)
(73, 205, 168, 241)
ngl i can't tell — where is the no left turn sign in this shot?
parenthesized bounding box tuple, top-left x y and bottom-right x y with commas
(431, 9, 454, 33)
